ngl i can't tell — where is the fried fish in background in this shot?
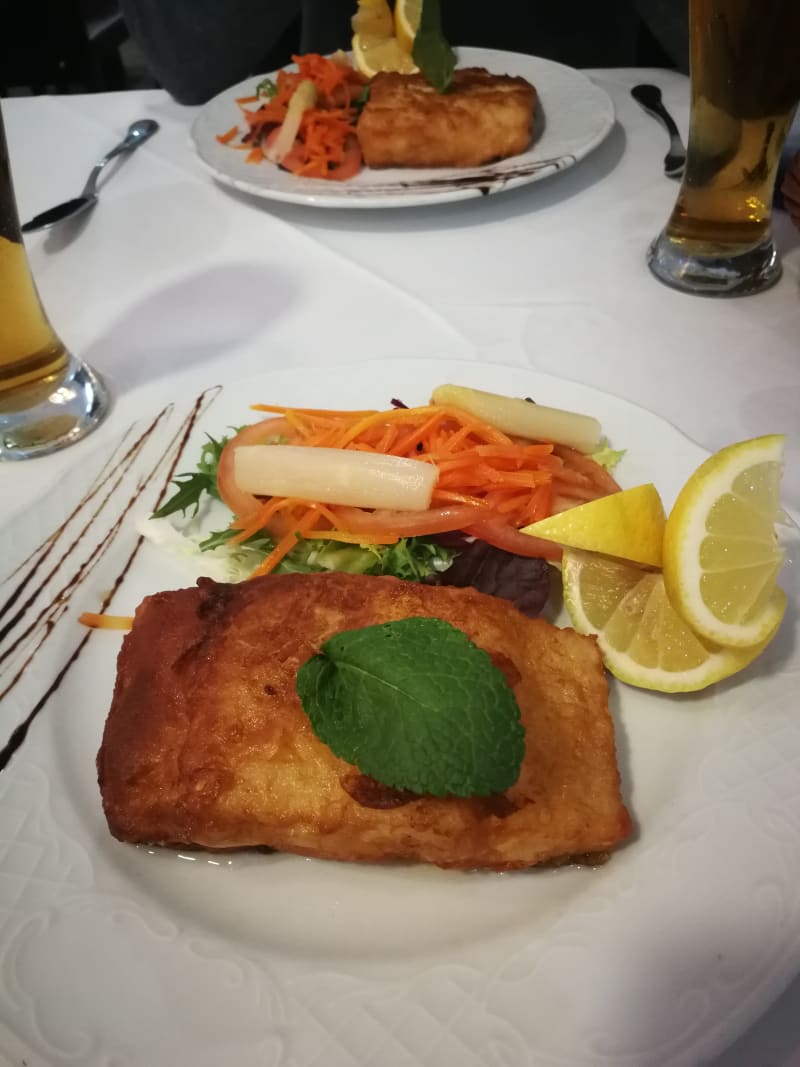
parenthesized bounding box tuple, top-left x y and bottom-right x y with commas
(98, 572, 631, 870)
(357, 67, 537, 169)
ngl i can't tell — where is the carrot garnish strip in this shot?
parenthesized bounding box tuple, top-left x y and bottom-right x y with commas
(79, 612, 133, 631)
(216, 125, 239, 144)
(305, 529, 399, 546)
(250, 404, 378, 418)
(248, 508, 321, 578)
(229, 496, 300, 543)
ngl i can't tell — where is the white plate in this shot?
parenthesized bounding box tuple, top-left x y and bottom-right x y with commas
(190, 48, 615, 208)
(1, 359, 798, 1067)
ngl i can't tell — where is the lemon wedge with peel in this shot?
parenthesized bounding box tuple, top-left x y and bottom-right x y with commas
(562, 550, 775, 692)
(352, 0, 419, 77)
(662, 435, 787, 648)
(521, 484, 666, 567)
(394, 0, 422, 52)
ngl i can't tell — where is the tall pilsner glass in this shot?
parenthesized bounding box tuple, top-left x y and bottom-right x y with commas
(0, 107, 109, 459)
(648, 0, 800, 296)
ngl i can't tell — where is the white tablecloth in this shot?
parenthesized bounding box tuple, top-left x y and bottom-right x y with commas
(2, 67, 800, 1067)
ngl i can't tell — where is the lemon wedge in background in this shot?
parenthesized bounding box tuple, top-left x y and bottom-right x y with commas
(394, 0, 422, 52)
(662, 435, 787, 648)
(352, 0, 394, 37)
(562, 550, 775, 692)
(352, 0, 419, 76)
(521, 484, 666, 567)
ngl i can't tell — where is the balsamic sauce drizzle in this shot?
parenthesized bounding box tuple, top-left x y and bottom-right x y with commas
(351, 154, 576, 197)
(0, 386, 221, 773)
(0, 408, 171, 644)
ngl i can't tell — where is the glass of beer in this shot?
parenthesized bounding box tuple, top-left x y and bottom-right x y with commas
(0, 107, 109, 459)
(648, 0, 800, 296)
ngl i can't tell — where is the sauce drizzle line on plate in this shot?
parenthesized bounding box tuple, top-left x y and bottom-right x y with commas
(0, 386, 221, 773)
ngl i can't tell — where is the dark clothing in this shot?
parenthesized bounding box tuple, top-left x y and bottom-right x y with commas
(120, 0, 301, 105)
(300, 0, 642, 69)
(122, 0, 688, 106)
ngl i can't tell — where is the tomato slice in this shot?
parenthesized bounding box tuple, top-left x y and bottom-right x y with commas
(553, 444, 621, 496)
(217, 417, 295, 518)
(327, 140, 362, 181)
(332, 503, 484, 538)
(465, 518, 563, 561)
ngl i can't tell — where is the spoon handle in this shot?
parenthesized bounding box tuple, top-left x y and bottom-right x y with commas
(631, 84, 687, 177)
(80, 120, 159, 200)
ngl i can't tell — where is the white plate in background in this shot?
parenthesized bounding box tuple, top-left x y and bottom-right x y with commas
(191, 49, 615, 208)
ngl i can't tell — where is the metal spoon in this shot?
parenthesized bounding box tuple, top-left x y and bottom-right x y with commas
(630, 84, 687, 179)
(21, 119, 159, 234)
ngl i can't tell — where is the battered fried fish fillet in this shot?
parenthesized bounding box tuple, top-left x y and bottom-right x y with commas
(357, 67, 537, 169)
(97, 573, 631, 870)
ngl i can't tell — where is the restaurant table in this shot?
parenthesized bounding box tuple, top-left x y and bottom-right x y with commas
(2, 66, 800, 1067)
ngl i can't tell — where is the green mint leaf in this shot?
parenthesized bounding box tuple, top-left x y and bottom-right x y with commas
(412, 0, 456, 93)
(296, 617, 525, 797)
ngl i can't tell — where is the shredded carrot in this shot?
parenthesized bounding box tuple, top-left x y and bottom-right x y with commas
(218, 53, 366, 181)
(79, 612, 133, 631)
(305, 529, 400, 546)
(217, 398, 619, 579)
(249, 508, 321, 578)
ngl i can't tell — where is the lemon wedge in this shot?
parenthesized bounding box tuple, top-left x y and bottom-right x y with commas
(521, 484, 666, 568)
(394, 0, 422, 52)
(562, 549, 775, 692)
(662, 435, 787, 647)
(352, 0, 394, 37)
(352, 0, 419, 77)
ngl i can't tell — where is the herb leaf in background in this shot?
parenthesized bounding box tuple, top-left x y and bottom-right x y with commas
(256, 77, 278, 98)
(296, 617, 525, 797)
(412, 0, 456, 94)
(152, 432, 236, 519)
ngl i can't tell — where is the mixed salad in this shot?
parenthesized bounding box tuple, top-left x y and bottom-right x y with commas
(217, 53, 368, 181)
(144, 385, 623, 618)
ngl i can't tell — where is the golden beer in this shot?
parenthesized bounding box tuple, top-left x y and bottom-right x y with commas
(0, 107, 108, 458)
(0, 239, 69, 394)
(649, 0, 800, 295)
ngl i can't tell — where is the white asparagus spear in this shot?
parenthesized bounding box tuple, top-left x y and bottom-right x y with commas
(234, 445, 438, 510)
(431, 384, 602, 453)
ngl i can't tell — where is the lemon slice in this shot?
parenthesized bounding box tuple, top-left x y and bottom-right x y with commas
(521, 484, 666, 567)
(562, 549, 774, 692)
(352, 37, 419, 77)
(394, 0, 422, 52)
(352, 0, 419, 77)
(351, 0, 394, 38)
(662, 435, 787, 647)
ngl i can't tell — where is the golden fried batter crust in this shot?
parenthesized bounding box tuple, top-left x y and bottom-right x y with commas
(97, 573, 631, 870)
(357, 67, 537, 169)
